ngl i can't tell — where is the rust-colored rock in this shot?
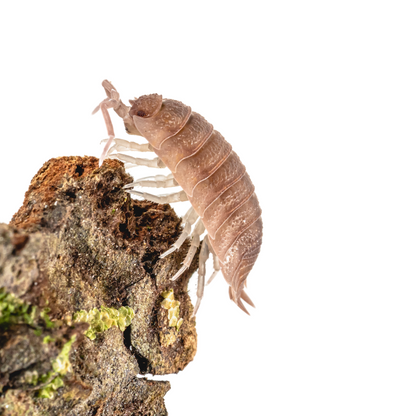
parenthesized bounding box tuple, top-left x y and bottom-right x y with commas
(1, 156, 198, 415)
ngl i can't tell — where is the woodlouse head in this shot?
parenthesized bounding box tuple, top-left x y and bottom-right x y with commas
(129, 94, 163, 119)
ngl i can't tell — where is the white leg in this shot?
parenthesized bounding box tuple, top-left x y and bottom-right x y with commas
(123, 163, 139, 169)
(205, 238, 221, 285)
(107, 153, 166, 168)
(124, 174, 178, 190)
(126, 189, 188, 204)
(192, 235, 210, 317)
(160, 207, 199, 258)
(101, 138, 154, 155)
(95, 100, 116, 166)
(171, 219, 205, 281)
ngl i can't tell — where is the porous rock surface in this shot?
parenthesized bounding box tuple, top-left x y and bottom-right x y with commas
(0, 156, 198, 415)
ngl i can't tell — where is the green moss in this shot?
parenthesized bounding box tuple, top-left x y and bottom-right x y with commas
(0, 288, 37, 327)
(53, 335, 76, 375)
(0, 290, 74, 399)
(33, 328, 42, 336)
(43, 335, 55, 344)
(37, 374, 64, 399)
(37, 335, 76, 399)
(73, 305, 135, 340)
(161, 289, 183, 332)
(40, 307, 55, 329)
(0, 288, 56, 332)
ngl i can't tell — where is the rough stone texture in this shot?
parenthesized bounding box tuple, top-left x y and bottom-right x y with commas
(0, 156, 199, 415)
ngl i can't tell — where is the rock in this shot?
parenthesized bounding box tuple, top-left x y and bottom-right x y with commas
(0, 156, 198, 415)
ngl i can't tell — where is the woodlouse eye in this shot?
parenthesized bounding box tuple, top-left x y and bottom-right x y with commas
(129, 94, 163, 119)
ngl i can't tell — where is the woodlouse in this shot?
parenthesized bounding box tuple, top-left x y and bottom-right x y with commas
(93, 80, 263, 315)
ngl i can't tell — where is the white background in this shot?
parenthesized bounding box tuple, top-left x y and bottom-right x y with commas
(1, 1, 416, 415)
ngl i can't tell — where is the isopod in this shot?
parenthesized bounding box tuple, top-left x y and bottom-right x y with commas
(93, 80, 263, 315)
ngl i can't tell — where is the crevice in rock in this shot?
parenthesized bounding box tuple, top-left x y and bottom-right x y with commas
(75, 165, 84, 177)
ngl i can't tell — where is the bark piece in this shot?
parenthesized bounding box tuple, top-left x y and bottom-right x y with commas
(1, 156, 198, 415)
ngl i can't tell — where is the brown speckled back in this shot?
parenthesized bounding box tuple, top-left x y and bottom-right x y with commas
(130, 96, 263, 309)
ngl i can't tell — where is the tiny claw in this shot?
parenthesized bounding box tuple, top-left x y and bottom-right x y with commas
(99, 135, 115, 167)
(205, 270, 218, 286)
(123, 183, 134, 190)
(160, 246, 176, 259)
(191, 297, 202, 318)
(171, 264, 187, 281)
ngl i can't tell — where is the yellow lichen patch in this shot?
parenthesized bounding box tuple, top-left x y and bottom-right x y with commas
(161, 289, 183, 332)
(73, 305, 135, 340)
(37, 335, 77, 399)
(52, 335, 76, 376)
(160, 330, 177, 348)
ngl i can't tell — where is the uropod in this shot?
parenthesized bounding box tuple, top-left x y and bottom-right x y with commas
(93, 80, 263, 315)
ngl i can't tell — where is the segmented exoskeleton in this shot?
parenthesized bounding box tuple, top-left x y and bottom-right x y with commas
(93, 80, 263, 315)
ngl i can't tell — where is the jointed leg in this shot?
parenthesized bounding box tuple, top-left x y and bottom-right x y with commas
(205, 238, 221, 285)
(160, 207, 199, 259)
(122, 163, 140, 170)
(126, 189, 188, 204)
(192, 235, 210, 317)
(101, 138, 154, 155)
(124, 174, 178, 190)
(171, 219, 205, 281)
(107, 153, 166, 168)
(95, 101, 116, 166)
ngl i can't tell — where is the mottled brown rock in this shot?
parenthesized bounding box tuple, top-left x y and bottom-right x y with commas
(1, 156, 199, 415)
